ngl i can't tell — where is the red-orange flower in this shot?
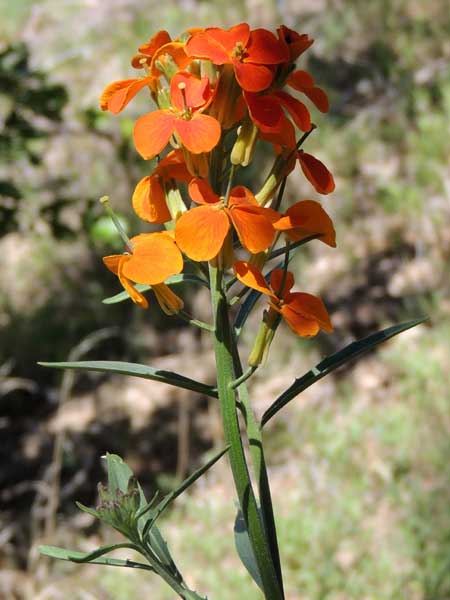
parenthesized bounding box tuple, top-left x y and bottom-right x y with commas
(186, 23, 288, 92)
(297, 150, 335, 194)
(132, 150, 191, 223)
(274, 200, 336, 246)
(287, 70, 329, 113)
(175, 179, 278, 261)
(244, 89, 311, 146)
(103, 232, 183, 312)
(277, 26, 314, 61)
(234, 261, 333, 336)
(133, 71, 221, 160)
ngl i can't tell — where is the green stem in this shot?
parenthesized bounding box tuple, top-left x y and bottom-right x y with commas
(140, 545, 199, 600)
(230, 334, 284, 593)
(209, 264, 284, 600)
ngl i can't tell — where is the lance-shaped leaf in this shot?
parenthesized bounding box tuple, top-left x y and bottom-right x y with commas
(38, 360, 218, 398)
(143, 445, 229, 539)
(234, 509, 263, 591)
(261, 317, 427, 427)
(103, 273, 210, 305)
(38, 544, 153, 571)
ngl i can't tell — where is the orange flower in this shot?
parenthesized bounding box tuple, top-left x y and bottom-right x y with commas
(175, 179, 278, 261)
(133, 71, 221, 160)
(132, 150, 191, 223)
(274, 200, 336, 247)
(103, 232, 183, 312)
(234, 261, 333, 337)
(186, 23, 288, 92)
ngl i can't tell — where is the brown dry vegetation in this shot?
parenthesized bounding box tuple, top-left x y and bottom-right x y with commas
(1, 0, 449, 598)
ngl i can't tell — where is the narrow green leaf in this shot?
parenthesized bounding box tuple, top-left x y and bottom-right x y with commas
(234, 510, 263, 591)
(75, 502, 99, 520)
(103, 274, 209, 305)
(38, 360, 218, 398)
(106, 453, 133, 494)
(147, 446, 229, 531)
(38, 545, 153, 571)
(262, 317, 427, 427)
(146, 525, 179, 574)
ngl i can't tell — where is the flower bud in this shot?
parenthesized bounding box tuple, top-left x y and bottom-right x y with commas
(231, 118, 258, 167)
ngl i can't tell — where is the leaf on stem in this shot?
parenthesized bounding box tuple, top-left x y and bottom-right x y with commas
(38, 360, 218, 398)
(234, 509, 263, 591)
(261, 317, 427, 426)
(102, 273, 209, 304)
(38, 544, 153, 570)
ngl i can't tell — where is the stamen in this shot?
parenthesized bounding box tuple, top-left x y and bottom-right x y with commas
(100, 196, 134, 253)
(177, 81, 188, 110)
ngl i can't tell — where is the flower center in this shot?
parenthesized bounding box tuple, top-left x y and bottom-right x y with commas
(232, 41, 247, 61)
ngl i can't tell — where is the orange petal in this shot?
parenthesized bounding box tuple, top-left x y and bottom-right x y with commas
(186, 31, 230, 64)
(274, 200, 336, 247)
(269, 269, 295, 297)
(156, 149, 192, 182)
(297, 151, 335, 195)
(287, 70, 329, 112)
(170, 72, 211, 111)
(244, 92, 284, 131)
(188, 178, 221, 205)
(228, 185, 258, 207)
(274, 91, 311, 132)
(150, 41, 192, 77)
(206, 24, 250, 55)
(100, 78, 151, 114)
(228, 205, 275, 254)
(281, 292, 333, 335)
(278, 304, 321, 336)
(233, 261, 272, 297)
(287, 69, 314, 89)
(132, 175, 171, 223)
(138, 30, 172, 56)
(103, 253, 127, 275)
(246, 29, 288, 64)
(174, 113, 221, 154)
(175, 205, 229, 261)
(233, 60, 274, 92)
(123, 233, 183, 284)
(103, 254, 148, 308)
(133, 111, 176, 160)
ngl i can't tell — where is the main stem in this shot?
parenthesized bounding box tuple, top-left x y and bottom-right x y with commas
(209, 264, 284, 600)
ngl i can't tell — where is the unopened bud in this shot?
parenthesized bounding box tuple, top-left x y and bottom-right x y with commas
(231, 118, 258, 167)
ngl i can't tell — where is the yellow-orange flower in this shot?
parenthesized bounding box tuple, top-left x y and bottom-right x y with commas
(274, 200, 336, 246)
(132, 150, 191, 223)
(175, 179, 278, 261)
(103, 232, 183, 312)
(133, 71, 221, 160)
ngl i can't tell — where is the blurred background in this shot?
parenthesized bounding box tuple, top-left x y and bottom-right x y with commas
(1, 0, 449, 598)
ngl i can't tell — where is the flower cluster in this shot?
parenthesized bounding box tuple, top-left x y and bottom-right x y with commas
(100, 23, 336, 355)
